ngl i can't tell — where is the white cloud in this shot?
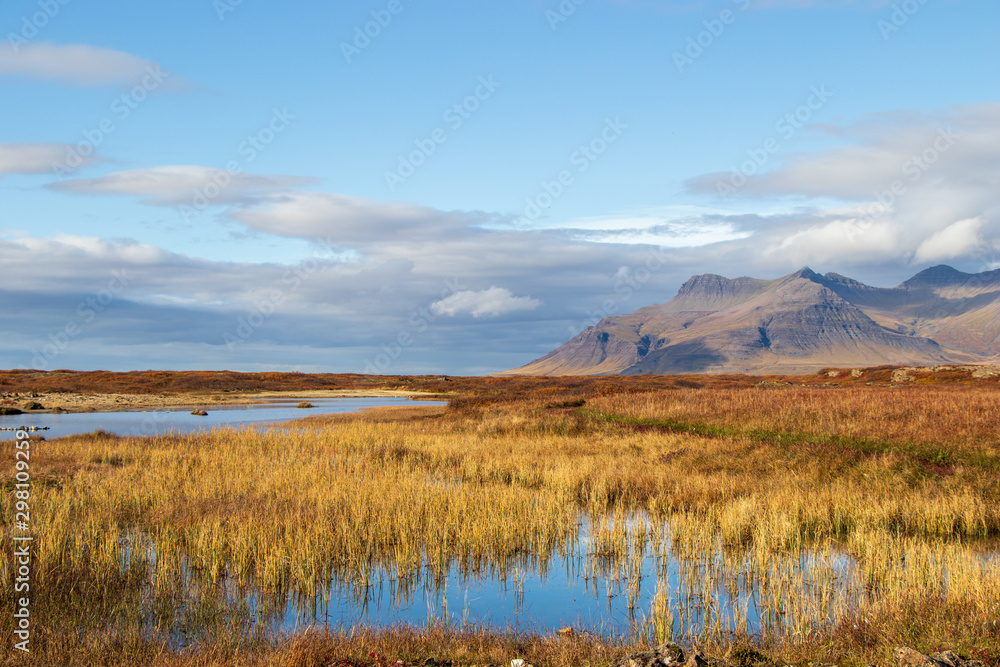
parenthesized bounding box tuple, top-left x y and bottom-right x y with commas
(767, 215, 901, 265)
(577, 220, 751, 247)
(231, 191, 489, 244)
(687, 104, 1000, 207)
(0, 42, 181, 89)
(684, 103, 1000, 269)
(542, 208, 752, 247)
(430, 287, 541, 318)
(914, 217, 984, 264)
(2, 234, 173, 265)
(49, 166, 316, 206)
(0, 142, 93, 177)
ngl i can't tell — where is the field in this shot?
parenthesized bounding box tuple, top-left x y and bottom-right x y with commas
(1, 368, 999, 666)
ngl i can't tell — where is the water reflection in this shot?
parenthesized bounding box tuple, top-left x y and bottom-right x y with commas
(119, 514, 881, 642)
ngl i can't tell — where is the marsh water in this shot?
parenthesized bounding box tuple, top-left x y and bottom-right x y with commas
(0, 396, 443, 440)
(193, 516, 866, 640)
(5, 398, 993, 641)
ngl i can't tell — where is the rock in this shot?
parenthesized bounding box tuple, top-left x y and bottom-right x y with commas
(930, 652, 962, 667)
(191, 409, 208, 416)
(896, 648, 936, 667)
(297, 401, 314, 408)
(656, 644, 685, 666)
(0, 407, 22, 415)
(894, 648, 975, 667)
(619, 645, 685, 667)
(851, 369, 864, 377)
(726, 647, 768, 667)
(510, 660, 535, 667)
(684, 653, 730, 667)
(617, 651, 657, 667)
(22, 401, 45, 410)
(891, 369, 915, 383)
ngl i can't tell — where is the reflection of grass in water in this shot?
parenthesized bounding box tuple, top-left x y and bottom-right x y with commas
(1, 391, 999, 665)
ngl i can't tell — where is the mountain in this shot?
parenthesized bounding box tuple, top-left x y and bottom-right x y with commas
(508, 265, 1000, 375)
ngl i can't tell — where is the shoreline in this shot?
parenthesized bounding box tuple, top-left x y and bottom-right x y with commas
(0, 388, 447, 415)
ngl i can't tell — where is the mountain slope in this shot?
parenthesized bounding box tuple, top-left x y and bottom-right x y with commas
(509, 265, 1000, 376)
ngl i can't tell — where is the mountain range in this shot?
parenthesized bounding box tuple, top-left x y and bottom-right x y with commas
(508, 265, 1000, 375)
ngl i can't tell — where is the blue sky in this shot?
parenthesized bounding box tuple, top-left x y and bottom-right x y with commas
(1, 0, 998, 374)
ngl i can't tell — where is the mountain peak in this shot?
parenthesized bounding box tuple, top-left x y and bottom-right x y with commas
(506, 265, 993, 377)
(674, 272, 771, 306)
(903, 265, 966, 287)
(786, 267, 819, 281)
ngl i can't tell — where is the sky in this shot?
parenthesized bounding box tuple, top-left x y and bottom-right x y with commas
(1, 0, 998, 375)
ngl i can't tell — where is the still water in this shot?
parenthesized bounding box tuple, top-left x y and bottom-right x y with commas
(0, 396, 443, 440)
(256, 519, 860, 639)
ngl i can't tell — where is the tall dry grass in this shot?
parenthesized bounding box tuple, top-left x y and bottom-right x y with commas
(1, 383, 999, 665)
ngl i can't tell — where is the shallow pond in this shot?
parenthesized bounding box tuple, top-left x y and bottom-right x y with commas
(102, 515, 1000, 644)
(237, 515, 866, 640)
(0, 396, 444, 440)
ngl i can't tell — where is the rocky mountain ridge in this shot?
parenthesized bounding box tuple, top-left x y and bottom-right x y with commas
(509, 265, 1000, 376)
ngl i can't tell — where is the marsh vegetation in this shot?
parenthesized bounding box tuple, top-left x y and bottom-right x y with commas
(1, 370, 998, 666)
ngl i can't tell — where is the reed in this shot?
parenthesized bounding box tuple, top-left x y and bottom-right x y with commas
(1, 381, 999, 665)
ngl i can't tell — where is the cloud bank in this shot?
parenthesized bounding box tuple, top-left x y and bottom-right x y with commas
(7, 103, 999, 374)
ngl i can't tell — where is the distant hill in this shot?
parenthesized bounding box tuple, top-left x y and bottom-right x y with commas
(507, 265, 1000, 375)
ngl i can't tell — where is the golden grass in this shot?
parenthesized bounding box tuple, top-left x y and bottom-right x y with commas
(2, 378, 1000, 665)
(587, 384, 1000, 465)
